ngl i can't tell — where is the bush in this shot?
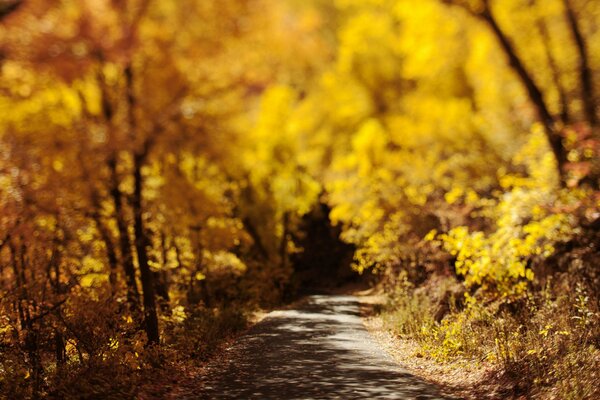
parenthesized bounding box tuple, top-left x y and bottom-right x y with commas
(381, 275, 600, 399)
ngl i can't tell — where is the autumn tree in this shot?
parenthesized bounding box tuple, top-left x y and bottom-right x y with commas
(441, 0, 598, 185)
(0, 0, 320, 394)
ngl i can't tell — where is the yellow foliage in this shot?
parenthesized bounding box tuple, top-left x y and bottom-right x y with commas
(439, 186, 576, 295)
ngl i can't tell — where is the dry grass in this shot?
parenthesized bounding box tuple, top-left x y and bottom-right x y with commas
(358, 275, 600, 400)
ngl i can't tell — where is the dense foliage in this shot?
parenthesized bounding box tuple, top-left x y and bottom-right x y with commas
(0, 0, 598, 398)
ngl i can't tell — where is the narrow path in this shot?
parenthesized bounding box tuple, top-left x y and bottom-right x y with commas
(196, 295, 452, 399)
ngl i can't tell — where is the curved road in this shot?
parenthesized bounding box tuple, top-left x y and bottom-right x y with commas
(196, 295, 451, 399)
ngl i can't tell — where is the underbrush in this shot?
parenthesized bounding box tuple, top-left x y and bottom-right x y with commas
(0, 302, 252, 400)
(382, 274, 600, 399)
(164, 304, 249, 362)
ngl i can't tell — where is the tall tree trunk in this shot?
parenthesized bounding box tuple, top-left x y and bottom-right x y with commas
(90, 65, 121, 296)
(124, 58, 160, 344)
(108, 155, 140, 310)
(132, 150, 160, 344)
(563, 0, 597, 128)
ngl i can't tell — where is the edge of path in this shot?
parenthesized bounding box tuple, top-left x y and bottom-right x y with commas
(138, 296, 312, 399)
(353, 286, 512, 400)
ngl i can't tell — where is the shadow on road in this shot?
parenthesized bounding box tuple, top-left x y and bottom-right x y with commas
(196, 295, 453, 399)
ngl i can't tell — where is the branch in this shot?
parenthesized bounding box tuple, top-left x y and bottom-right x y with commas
(0, 0, 22, 21)
(562, 0, 597, 127)
(441, 0, 567, 183)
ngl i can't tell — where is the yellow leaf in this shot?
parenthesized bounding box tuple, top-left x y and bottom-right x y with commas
(195, 272, 206, 281)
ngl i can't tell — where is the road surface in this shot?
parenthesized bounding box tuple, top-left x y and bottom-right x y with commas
(196, 295, 451, 399)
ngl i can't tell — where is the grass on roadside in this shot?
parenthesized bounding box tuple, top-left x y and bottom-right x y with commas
(381, 273, 600, 399)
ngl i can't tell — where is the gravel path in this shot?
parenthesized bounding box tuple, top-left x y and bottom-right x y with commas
(195, 295, 451, 399)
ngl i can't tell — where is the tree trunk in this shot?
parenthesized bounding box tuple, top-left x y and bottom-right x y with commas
(123, 57, 159, 344)
(108, 155, 140, 310)
(94, 214, 119, 296)
(132, 150, 160, 345)
(55, 331, 66, 366)
(479, 6, 567, 183)
(563, 0, 597, 128)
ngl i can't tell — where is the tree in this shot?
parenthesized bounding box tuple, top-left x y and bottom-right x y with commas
(441, 0, 599, 185)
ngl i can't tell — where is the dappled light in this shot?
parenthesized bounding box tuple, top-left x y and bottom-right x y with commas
(199, 296, 447, 399)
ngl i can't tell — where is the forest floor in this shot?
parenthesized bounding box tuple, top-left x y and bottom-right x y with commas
(179, 294, 452, 399)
